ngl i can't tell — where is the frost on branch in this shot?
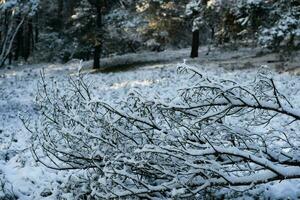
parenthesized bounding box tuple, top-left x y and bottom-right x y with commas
(26, 66, 300, 198)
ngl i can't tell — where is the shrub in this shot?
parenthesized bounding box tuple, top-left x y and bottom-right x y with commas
(25, 65, 300, 199)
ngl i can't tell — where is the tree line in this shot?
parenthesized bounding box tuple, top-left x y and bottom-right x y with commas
(1, 0, 299, 68)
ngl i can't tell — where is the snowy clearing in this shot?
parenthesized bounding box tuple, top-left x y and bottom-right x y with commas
(0, 49, 300, 199)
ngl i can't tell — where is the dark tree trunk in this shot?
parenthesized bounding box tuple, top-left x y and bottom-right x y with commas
(14, 15, 24, 61)
(8, 53, 12, 65)
(1, 17, 24, 67)
(206, 26, 215, 55)
(4, 11, 9, 38)
(87, 0, 107, 69)
(63, 0, 76, 19)
(190, 29, 200, 58)
(211, 26, 215, 42)
(94, 44, 101, 69)
(57, 0, 64, 30)
(24, 18, 33, 61)
(93, 7, 102, 69)
(35, 14, 39, 44)
(96, 7, 102, 28)
(30, 18, 34, 51)
(1, 10, 9, 54)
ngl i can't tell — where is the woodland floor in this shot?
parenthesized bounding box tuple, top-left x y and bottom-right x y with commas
(0, 47, 299, 199)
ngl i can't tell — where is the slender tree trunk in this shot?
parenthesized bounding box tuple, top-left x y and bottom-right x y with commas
(30, 18, 34, 52)
(211, 26, 215, 42)
(206, 26, 214, 55)
(8, 53, 12, 65)
(23, 18, 29, 61)
(35, 14, 39, 44)
(4, 11, 9, 40)
(93, 7, 102, 69)
(1, 11, 9, 54)
(57, 0, 64, 30)
(94, 44, 101, 69)
(63, 0, 76, 20)
(0, 18, 25, 67)
(23, 18, 33, 61)
(14, 15, 24, 61)
(190, 29, 200, 58)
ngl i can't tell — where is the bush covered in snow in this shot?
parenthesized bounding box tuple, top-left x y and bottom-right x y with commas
(258, 3, 300, 52)
(26, 65, 300, 199)
(0, 168, 17, 200)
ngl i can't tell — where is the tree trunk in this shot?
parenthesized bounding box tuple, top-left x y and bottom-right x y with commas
(94, 44, 101, 69)
(14, 15, 24, 61)
(206, 26, 215, 55)
(93, 7, 102, 69)
(190, 29, 199, 58)
(63, 0, 76, 20)
(211, 26, 215, 42)
(35, 14, 39, 44)
(24, 18, 33, 61)
(57, 0, 64, 30)
(8, 53, 12, 65)
(4, 11, 9, 42)
(0, 18, 25, 67)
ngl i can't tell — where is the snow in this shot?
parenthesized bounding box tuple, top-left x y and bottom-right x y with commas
(265, 180, 300, 200)
(0, 48, 299, 199)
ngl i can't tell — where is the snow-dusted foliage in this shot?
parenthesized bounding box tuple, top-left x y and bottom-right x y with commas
(185, 0, 207, 32)
(27, 64, 300, 199)
(0, 0, 39, 66)
(135, 0, 190, 50)
(258, 1, 300, 51)
(229, 0, 300, 50)
(0, 0, 39, 15)
(185, 0, 300, 51)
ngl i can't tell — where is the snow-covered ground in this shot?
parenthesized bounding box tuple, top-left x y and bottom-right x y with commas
(0, 48, 299, 199)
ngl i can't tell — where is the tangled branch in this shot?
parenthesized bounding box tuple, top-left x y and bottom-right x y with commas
(24, 65, 300, 199)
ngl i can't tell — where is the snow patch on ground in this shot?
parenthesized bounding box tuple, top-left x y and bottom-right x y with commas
(0, 49, 299, 199)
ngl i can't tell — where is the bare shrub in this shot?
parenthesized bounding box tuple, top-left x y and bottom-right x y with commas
(24, 66, 300, 199)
